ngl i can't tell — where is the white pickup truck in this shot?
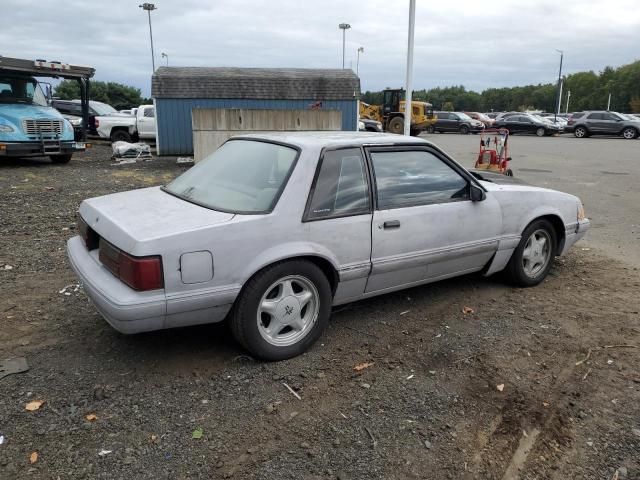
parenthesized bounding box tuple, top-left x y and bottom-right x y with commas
(95, 105, 156, 142)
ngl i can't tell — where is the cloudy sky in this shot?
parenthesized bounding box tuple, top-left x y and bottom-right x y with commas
(2, 0, 639, 96)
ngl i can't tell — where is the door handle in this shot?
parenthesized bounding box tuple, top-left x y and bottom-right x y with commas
(383, 220, 401, 229)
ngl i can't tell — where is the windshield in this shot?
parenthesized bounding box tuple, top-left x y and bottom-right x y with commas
(91, 101, 117, 115)
(457, 112, 472, 121)
(164, 140, 298, 214)
(0, 75, 47, 106)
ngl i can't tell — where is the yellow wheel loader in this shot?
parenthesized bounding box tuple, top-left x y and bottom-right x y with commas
(359, 88, 436, 136)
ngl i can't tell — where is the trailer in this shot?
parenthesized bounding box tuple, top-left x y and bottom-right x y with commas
(0, 56, 95, 163)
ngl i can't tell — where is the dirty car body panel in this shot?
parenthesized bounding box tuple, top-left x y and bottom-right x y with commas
(67, 132, 589, 335)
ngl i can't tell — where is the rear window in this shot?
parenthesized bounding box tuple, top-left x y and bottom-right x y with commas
(571, 112, 585, 119)
(164, 140, 298, 214)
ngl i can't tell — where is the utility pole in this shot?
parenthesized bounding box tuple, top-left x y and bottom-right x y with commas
(139, 3, 157, 72)
(607, 92, 612, 111)
(339, 23, 351, 69)
(356, 47, 364, 76)
(554, 49, 563, 123)
(565, 90, 571, 114)
(403, 0, 416, 136)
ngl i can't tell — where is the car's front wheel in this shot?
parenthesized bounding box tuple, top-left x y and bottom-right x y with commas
(535, 127, 546, 137)
(230, 260, 332, 361)
(459, 124, 470, 134)
(574, 126, 588, 138)
(622, 127, 638, 139)
(504, 219, 557, 287)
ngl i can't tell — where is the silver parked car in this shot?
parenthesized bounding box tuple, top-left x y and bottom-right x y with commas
(67, 132, 590, 360)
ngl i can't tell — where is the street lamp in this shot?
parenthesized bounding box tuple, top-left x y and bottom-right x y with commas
(338, 23, 351, 69)
(161, 52, 168, 66)
(554, 49, 563, 122)
(356, 47, 364, 76)
(139, 3, 157, 72)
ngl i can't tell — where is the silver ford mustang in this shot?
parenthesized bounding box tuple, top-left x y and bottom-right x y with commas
(67, 132, 589, 360)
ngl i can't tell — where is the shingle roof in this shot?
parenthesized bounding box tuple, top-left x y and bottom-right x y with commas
(152, 67, 360, 100)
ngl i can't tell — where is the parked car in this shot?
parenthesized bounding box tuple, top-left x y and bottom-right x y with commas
(67, 132, 590, 360)
(428, 111, 484, 134)
(358, 118, 383, 132)
(484, 112, 500, 120)
(565, 111, 640, 139)
(537, 113, 568, 128)
(96, 105, 155, 142)
(465, 112, 494, 128)
(52, 99, 120, 136)
(495, 113, 562, 136)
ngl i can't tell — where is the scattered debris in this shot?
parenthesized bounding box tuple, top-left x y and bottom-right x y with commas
(353, 361, 375, 372)
(176, 157, 194, 165)
(406, 374, 414, 380)
(462, 306, 475, 315)
(496, 384, 505, 392)
(111, 141, 153, 161)
(283, 382, 301, 400)
(98, 449, 112, 457)
(582, 368, 593, 381)
(0, 357, 29, 380)
(58, 284, 80, 296)
(542, 402, 550, 407)
(364, 426, 377, 448)
(29, 452, 38, 464)
(25, 400, 44, 411)
(632, 428, 640, 437)
(607, 359, 614, 365)
(400, 310, 410, 316)
(0, 435, 4, 445)
(360, 383, 371, 389)
(3, 264, 13, 270)
(575, 349, 592, 366)
(192, 427, 203, 439)
(44, 186, 55, 191)
(424, 440, 432, 449)
(85, 413, 98, 422)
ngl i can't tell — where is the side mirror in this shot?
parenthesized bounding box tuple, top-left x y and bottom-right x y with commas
(470, 184, 486, 202)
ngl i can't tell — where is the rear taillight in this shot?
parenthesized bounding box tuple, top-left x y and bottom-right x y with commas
(98, 238, 163, 291)
(95, 118, 99, 128)
(78, 216, 99, 250)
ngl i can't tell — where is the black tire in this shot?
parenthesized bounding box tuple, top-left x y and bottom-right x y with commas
(505, 169, 514, 177)
(426, 125, 435, 134)
(50, 154, 72, 164)
(574, 126, 588, 138)
(535, 127, 546, 137)
(504, 219, 557, 287)
(111, 129, 132, 143)
(621, 127, 638, 139)
(409, 128, 421, 136)
(387, 116, 404, 135)
(229, 260, 332, 361)
(459, 124, 470, 135)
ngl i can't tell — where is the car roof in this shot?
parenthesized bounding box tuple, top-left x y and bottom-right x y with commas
(230, 131, 430, 149)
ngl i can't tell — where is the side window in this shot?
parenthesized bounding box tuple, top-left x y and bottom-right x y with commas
(587, 113, 602, 120)
(306, 148, 370, 220)
(144, 107, 155, 118)
(371, 150, 469, 209)
(604, 113, 620, 121)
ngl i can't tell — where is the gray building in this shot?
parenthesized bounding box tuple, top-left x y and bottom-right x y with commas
(151, 67, 361, 155)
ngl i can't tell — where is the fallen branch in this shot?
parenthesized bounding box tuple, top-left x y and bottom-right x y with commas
(575, 349, 592, 366)
(582, 368, 592, 381)
(602, 344, 638, 349)
(364, 426, 377, 448)
(283, 382, 301, 400)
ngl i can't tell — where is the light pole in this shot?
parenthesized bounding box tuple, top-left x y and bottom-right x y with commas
(554, 49, 563, 122)
(338, 23, 351, 69)
(139, 3, 157, 72)
(607, 92, 612, 111)
(356, 47, 364, 76)
(565, 90, 571, 114)
(403, 0, 416, 136)
(161, 52, 168, 66)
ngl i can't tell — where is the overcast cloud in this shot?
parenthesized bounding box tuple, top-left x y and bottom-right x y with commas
(2, 0, 639, 96)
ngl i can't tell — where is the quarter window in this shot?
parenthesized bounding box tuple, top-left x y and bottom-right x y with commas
(306, 148, 370, 220)
(371, 150, 469, 209)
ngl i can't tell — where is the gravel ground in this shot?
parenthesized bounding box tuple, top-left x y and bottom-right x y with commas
(1, 146, 639, 479)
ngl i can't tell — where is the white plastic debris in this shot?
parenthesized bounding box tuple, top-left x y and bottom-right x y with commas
(0, 435, 5, 445)
(98, 449, 112, 456)
(3, 265, 13, 270)
(111, 141, 152, 160)
(176, 157, 194, 165)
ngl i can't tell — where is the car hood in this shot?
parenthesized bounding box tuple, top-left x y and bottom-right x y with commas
(79, 186, 235, 255)
(0, 104, 63, 126)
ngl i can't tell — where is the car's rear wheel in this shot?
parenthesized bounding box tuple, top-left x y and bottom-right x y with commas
(504, 219, 557, 287)
(622, 127, 638, 139)
(229, 260, 332, 361)
(426, 125, 435, 134)
(387, 117, 404, 135)
(111, 129, 132, 143)
(459, 125, 470, 135)
(535, 127, 546, 137)
(50, 154, 72, 164)
(574, 126, 588, 138)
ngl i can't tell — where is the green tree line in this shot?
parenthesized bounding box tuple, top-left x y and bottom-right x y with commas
(362, 60, 640, 113)
(53, 80, 150, 110)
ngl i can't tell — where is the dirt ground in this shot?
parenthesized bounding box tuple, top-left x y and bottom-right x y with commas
(1, 146, 639, 480)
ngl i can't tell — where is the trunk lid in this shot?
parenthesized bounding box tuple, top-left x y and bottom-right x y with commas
(79, 186, 234, 255)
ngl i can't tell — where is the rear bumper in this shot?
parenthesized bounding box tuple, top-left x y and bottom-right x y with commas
(0, 140, 85, 157)
(67, 236, 167, 334)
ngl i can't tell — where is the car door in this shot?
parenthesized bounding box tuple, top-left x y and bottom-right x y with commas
(585, 112, 604, 132)
(446, 113, 461, 132)
(137, 106, 155, 139)
(303, 147, 373, 303)
(601, 112, 623, 134)
(365, 146, 502, 294)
